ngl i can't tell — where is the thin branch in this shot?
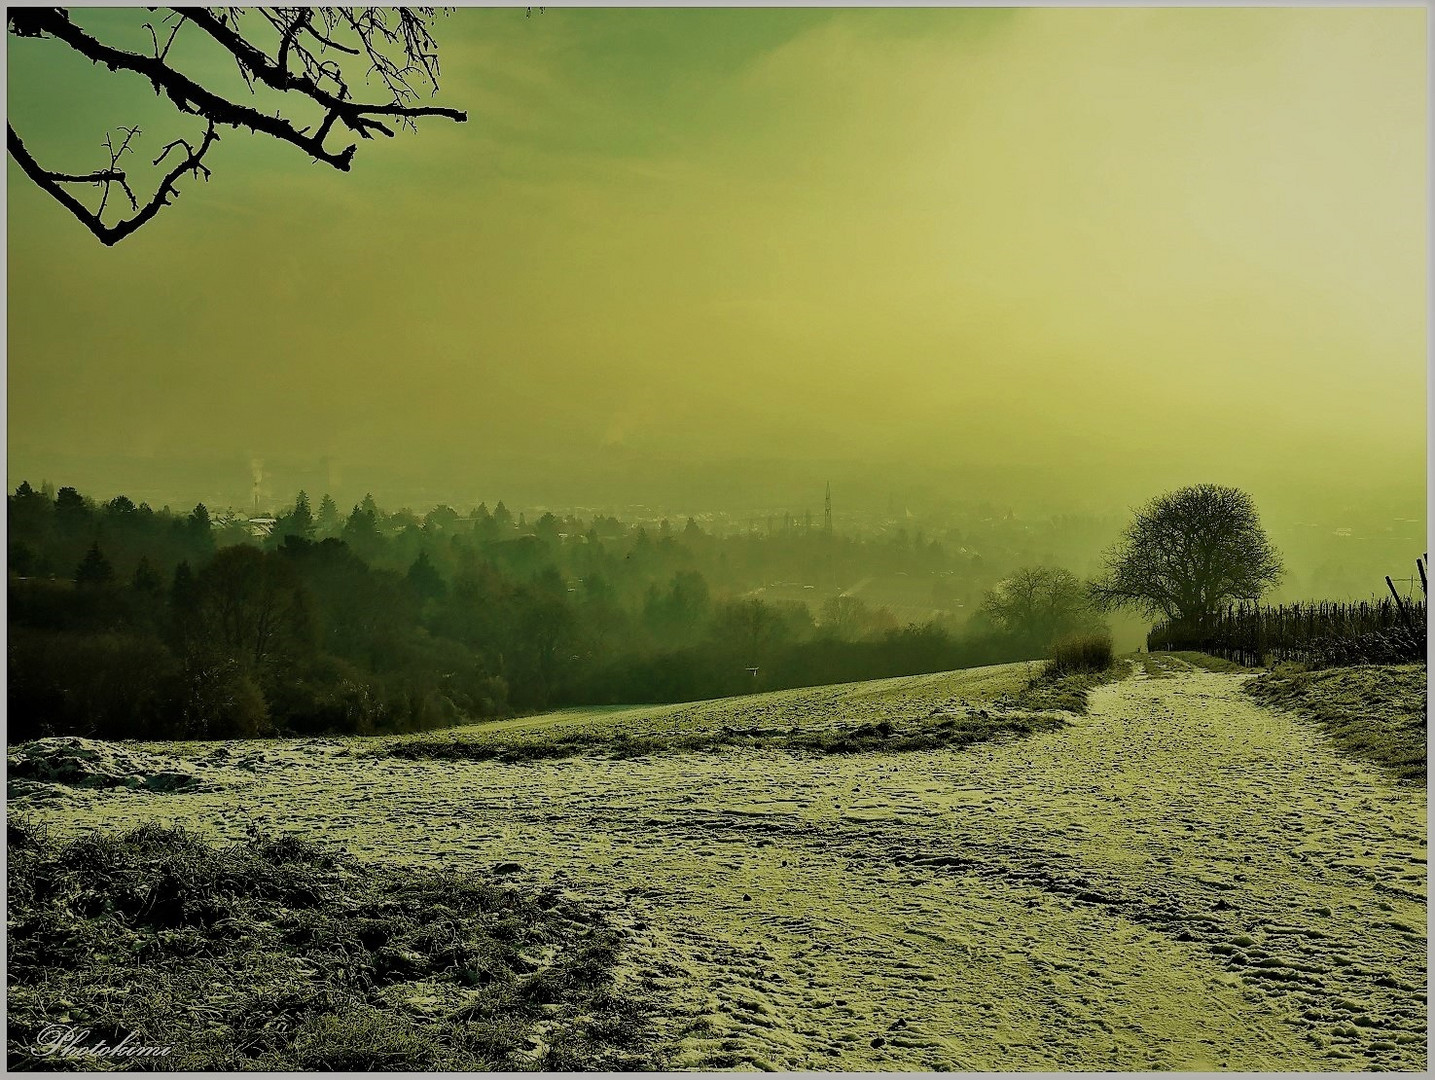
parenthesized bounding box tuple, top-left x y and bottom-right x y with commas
(154, 137, 199, 170)
(7, 6, 467, 244)
(97, 126, 141, 216)
(143, 14, 185, 64)
(301, 21, 360, 57)
(8, 121, 219, 246)
(179, 8, 465, 142)
(16, 9, 462, 173)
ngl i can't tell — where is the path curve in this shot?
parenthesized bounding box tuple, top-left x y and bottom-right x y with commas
(18, 662, 1427, 1070)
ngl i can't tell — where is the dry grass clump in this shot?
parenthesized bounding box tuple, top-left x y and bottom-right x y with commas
(986, 641, 1127, 717)
(1160, 651, 1254, 673)
(1046, 632, 1116, 679)
(6, 819, 662, 1071)
(385, 709, 1067, 764)
(1244, 664, 1426, 782)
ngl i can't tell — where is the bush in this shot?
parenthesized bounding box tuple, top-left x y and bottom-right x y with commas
(178, 655, 271, 738)
(1047, 631, 1114, 678)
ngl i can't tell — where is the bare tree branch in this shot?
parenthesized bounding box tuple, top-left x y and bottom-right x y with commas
(143, 13, 185, 65)
(180, 8, 464, 141)
(7, 6, 467, 244)
(8, 121, 219, 246)
(15, 8, 423, 169)
(97, 126, 141, 217)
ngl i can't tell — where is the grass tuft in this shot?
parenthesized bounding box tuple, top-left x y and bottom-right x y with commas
(1244, 663, 1426, 782)
(1046, 632, 1115, 679)
(993, 653, 1129, 717)
(382, 707, 1067, 764)
(1161, 651, 1256, 674)
(6, 822, 664, 1071)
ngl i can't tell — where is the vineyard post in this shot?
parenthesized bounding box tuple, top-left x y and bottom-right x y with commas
(1385, 576, 1411, 627)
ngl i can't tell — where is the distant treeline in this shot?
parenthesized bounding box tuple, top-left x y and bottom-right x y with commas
(1147, 594, 1427, 668)
(7, 483, 1057, 741)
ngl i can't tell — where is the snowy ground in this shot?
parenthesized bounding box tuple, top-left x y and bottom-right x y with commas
(10, 658, 1427, 1070)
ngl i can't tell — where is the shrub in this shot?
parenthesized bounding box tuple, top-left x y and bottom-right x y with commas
(177, 654, 271, 738)
(1047, 631, 1114, 678)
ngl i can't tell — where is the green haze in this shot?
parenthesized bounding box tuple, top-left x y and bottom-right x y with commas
(7, 6, 1426, 593)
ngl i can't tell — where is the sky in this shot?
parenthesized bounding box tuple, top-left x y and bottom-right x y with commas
(5, 6, 1428, 537)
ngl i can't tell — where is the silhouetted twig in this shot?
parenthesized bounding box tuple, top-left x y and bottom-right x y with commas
(7, 6, 467, 244)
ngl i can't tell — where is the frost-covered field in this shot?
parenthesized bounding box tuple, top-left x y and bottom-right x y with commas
(10, 658, 1427, 1071)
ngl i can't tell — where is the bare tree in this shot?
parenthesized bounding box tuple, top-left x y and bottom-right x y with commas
(7, 7, 467, 245)
(819, 594, 871, 641)
(191, 545, 313, 672)
(1089, 484, 1283, 626)
(713, 598, 795, 666)
(981, 566, 1098, 646)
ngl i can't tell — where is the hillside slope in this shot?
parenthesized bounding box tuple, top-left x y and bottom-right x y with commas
(11, 659, 1427, 1070)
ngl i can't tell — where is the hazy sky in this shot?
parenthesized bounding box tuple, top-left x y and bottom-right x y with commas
(6, 6, 1427, 522)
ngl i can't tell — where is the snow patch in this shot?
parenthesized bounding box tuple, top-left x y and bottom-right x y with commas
(8, 737, 240, 799)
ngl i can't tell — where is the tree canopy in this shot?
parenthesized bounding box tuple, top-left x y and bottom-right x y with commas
(1090, 483, 1283, 625)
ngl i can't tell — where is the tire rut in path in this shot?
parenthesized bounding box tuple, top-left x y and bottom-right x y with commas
(14, 666, 1426, 1070)
(899, 666, 1427, 1070)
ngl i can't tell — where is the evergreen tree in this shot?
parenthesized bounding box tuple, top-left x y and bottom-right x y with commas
(54, 486, 91, 537)
(472, 502, 497, 542)
(345, 503, 378, 536)
(315, 494, 342, 537)
(406, 549, 446, 601)
(75, 541, 114, 587)
(188, 503, 213, 538)
(342, 501, 381, 558)
(132, 555, 165, 593)
(273, 490, 316, 544)
(10, 480, 55, 550)
(534, 512, 560, 545)
(292, 490, 315, 538)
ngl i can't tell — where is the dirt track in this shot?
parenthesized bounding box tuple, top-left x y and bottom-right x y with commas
(16, 659, 1427, 1070)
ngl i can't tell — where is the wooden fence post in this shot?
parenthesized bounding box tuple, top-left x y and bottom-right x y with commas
(1386, 576, 1409, 625)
